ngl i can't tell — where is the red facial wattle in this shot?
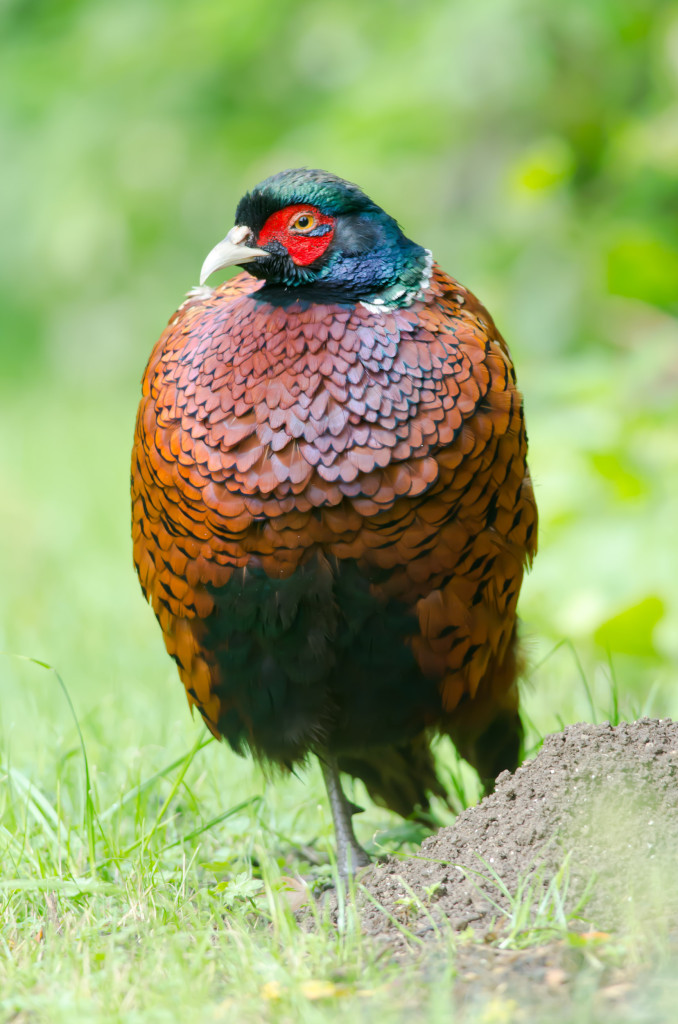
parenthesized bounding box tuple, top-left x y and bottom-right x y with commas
(257, 204, 335, 267)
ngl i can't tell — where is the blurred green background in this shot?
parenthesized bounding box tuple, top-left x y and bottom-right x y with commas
(1, 0, 677, 775)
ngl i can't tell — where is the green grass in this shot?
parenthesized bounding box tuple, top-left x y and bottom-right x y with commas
(0, 653, 456, 1023)
(1, 677, 676, 1024)
(461, 851, 595, 949)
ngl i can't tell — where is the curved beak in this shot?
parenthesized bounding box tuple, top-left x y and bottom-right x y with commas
(199, 225, 270, 285)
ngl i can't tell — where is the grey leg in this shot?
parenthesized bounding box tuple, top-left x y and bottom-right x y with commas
(319, 753, 370, 876)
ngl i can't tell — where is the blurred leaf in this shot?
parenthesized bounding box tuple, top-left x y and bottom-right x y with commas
(589, 451, 647, 500)
(300, 979, 340, 1000)
(366, 820, 430, 855)
(260, 980, 282, 1001)
(213, 871, 264, 907)
(606, 228, 678, 309)
(594, 596, 665, 657)
(511, 137, 574, 194)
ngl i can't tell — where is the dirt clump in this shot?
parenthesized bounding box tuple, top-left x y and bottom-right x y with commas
(357, 719, 678, 944)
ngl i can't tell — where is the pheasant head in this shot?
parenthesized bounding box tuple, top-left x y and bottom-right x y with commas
(200, 168, 432, 308)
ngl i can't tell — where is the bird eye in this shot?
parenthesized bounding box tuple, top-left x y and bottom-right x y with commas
(290, 212, 315, 232)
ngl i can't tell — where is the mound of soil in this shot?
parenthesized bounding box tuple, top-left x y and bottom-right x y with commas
(357, 719, 678, 944)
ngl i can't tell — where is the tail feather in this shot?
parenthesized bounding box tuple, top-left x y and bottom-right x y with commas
(442, 634, 525, 792)
(338, 733, 447, 821)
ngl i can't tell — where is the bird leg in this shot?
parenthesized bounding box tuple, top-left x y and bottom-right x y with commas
(319, 753, 370, 877)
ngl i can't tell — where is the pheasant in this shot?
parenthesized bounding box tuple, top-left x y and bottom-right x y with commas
(131, 169, 537, 875)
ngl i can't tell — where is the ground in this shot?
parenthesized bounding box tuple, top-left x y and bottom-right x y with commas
(318, 719, 678, 1020)
(357, 718, 678, 944)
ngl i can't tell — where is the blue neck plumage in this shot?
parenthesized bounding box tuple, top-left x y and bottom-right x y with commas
(312, 231, 432, 309)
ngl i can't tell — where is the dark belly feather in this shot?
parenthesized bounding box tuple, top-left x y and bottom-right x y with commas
(195, 555, 438, 763)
